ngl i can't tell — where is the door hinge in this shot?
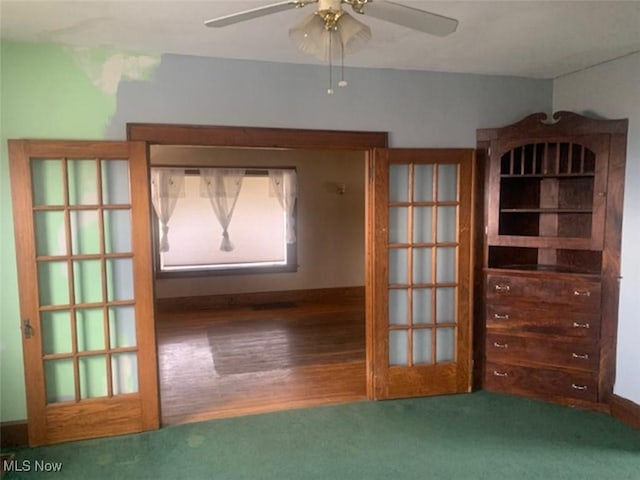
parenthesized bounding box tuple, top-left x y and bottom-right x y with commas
(22, 319, 34, 339)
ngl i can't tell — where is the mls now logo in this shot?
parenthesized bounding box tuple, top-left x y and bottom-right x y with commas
(3, 458, 63, 473)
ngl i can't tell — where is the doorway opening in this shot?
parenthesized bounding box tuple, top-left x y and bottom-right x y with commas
(149, 145, 368, 424)
(128, 125, 386, 425)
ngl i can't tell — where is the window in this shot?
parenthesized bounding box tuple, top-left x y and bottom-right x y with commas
(150, 167, 297, 275)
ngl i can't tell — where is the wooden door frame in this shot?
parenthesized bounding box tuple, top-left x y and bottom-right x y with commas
(127, 123, 388, 399)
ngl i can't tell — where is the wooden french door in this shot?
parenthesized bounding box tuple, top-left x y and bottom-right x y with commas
(9, 140, 159, 446)
(369, 149, 474, 399)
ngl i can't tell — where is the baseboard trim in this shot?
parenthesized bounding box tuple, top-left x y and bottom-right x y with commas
(0, 421, 28, 448)
(610, 394, 640, 430)
(156, 286, 365, 312)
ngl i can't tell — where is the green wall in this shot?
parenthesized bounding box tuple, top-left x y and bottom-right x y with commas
(0, 41, 158, 421)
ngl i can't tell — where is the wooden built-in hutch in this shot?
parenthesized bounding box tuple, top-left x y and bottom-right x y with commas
(476, 111, 627, 411)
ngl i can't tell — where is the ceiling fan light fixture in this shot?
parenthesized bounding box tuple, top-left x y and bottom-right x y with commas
(336, 11, 371, 54)
(289, 12, 327, 60)
(317, 8, 344, 31)
(288, 10, 371, 62)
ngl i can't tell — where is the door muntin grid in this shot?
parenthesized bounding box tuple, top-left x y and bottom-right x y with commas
(388, 163, 459, 367)
(32, 157, 139, 404)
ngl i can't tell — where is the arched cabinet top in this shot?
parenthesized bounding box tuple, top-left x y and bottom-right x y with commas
(477, 111, 628, 142)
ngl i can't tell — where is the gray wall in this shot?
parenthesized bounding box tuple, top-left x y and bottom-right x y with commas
(107, 54, 552, 146)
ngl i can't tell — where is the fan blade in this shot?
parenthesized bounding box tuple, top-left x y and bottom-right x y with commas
(363, 1, 458, 37)
(205, 1, 312, 28)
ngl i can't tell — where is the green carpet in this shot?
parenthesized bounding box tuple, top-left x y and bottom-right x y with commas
(3, 391, 639, 479)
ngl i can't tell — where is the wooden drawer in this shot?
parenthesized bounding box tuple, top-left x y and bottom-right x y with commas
(485, 362, 598, 402)
(485, 333, 599, 372)
(486, 273, 601, 311)
(486, 303, 600, 339)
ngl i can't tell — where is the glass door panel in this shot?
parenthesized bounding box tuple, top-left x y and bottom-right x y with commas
(436, 206, 457, 242)
(103, 210, 132, 253)
(34, 211, 66, 256)
(79, 355, 108, 399)
(76, 308, 105, 352)
(437, 164, 458, 201)
(40, 157, 140, 399)
(68, 160, 98, 205)
(436, 247, 457, 283)
(32, 160, 64, 206)
(389, 207, 409, 243)
(70, 210, 101, 255)
(112, 352, 139, 395)
(73, 260, 103, 304)
(44, 359, 75, 403)
(388, 289, 409, 325)
(413, 164, 434, 201)
(106, 258, 135, 301)
(388, 249, 408, 284)
(108, 306, 137, 348)
(41, 311, 73, 355)
(412, 248, 433, 284)
(413, 207, 433, 243)
(389, 164, 410, 202)
(412, 289, 433, 324)
(436, 328, 456, 362)
(101, 160, 131, 204)
(38, 262, 69, 306)
(389, 330, 409, 366)
(412, 329, 433, 364)
(435, 288, 456, 323)
(387, 162, 460, 367)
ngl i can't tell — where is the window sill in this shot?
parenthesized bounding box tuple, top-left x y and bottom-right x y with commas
(155, 263, 299, 279)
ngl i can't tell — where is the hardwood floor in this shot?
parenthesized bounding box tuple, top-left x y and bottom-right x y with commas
(156, 299, 367, 425)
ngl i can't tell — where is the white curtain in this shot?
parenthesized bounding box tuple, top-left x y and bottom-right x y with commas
(269, 169, 297, 244)
(200, 168, 245, 251)
(150, 168, 185, 252)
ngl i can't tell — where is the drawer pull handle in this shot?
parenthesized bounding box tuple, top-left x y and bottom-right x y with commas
(572, 353, 589, 360)
(493, 371, 508, 377)
(493, 342, 508, 349)
(573, 290, 591, 297)
(571, 383, 588, 391)
(493, 313, 510, 320)
(572, 322, 590, 329)
(494, 284, 510, 292)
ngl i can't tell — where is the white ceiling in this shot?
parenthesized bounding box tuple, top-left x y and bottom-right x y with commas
(1, 1, 639, 79)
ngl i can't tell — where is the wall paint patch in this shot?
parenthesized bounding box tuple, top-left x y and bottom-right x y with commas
(0, 41, 159, 422)
(72, 47, 160, 95)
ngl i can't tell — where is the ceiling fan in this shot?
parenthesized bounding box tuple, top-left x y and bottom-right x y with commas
(204, 0, 458, 92)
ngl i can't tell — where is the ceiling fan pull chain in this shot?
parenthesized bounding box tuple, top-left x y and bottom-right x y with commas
(339, 36, 348, 88)
(327, 30, 334, 94)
